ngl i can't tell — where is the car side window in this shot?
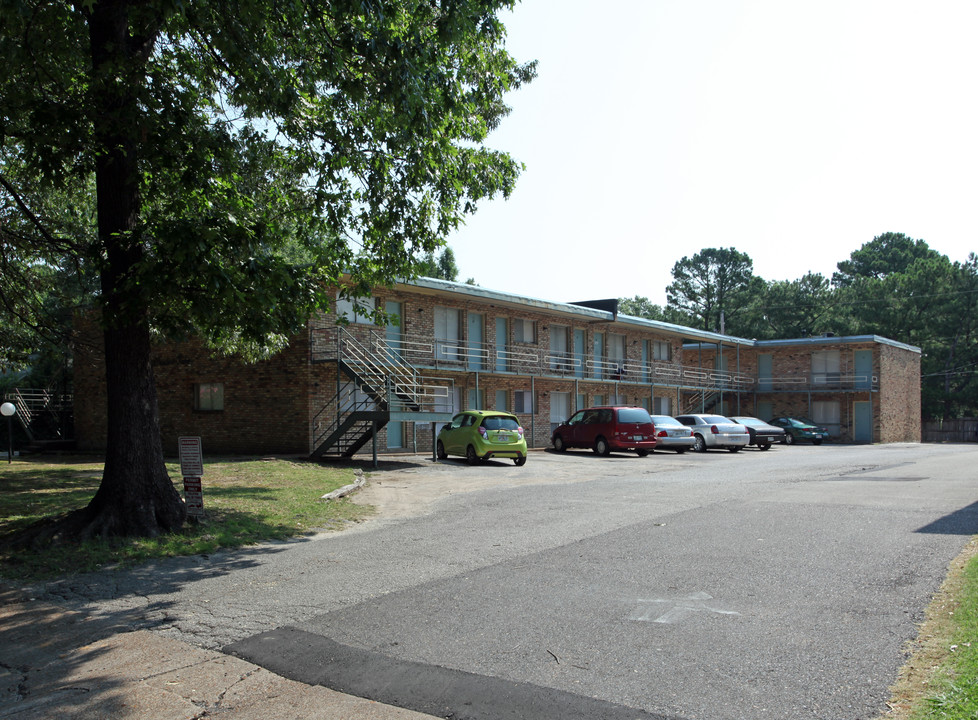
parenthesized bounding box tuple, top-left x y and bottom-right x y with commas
(677, 417, 692, 426)
(450, 415, 464, 429)
(567, 411, 584, 425)
(582, 411, 598, 424)
(599, 409, 613, 423)
(462, 415, 476, 427)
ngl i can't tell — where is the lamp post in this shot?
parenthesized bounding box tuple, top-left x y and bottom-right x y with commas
(1, 402, 15, 463)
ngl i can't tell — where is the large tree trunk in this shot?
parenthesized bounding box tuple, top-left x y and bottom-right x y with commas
(82, 315, 187, 538)
(6, 2, 186, 548)
(75, 0, 186, 539)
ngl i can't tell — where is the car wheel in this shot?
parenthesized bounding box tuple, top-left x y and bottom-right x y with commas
(553, 435, 566, 452)
(514, 455, 526, 466)
(466, 445, 479, 465)
(784, 433, 795, 445)
(728, 446, 741, 452)
(594, 437, 611, 456)
(636, 449, 649, 457)
(758, 443, 771, 451)
(436, 440, 447, 460)
(813, 439, 823, 445)
(693, 434, 707, 453)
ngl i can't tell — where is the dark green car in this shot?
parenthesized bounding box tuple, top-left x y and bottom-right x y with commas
(768, 417, 827, 445)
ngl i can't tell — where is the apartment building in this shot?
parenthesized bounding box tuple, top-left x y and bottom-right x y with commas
(73, 277, 922, 456)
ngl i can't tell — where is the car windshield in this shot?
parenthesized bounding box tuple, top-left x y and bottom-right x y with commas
(482, 416, 519, 431)
(617, 408, 652, 423)
(702, 415, 732, 424)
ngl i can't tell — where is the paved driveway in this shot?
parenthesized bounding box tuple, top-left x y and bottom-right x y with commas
(44, 443, 978, 720)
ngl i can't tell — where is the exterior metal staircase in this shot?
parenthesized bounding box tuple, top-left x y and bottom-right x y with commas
(311, 327, 454, 459)
(2, 388, 74, 447)
(683, 389, 721, 415)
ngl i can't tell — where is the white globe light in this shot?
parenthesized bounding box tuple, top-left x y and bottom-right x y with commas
(0, 402, 15, 417)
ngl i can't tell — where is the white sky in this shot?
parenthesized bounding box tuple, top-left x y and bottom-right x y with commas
(447, 0, 978, 306)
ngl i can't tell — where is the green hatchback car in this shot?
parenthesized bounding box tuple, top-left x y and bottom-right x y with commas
(768, 416, 828, 445)
(437, 410, 528, 466)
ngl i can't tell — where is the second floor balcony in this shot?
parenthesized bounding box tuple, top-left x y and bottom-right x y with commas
(311, 326, 880, 394)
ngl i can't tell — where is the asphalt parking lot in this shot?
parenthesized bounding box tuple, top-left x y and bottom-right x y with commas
(41, 442, 978, 720)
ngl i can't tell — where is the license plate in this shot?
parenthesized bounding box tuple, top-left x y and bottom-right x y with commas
(814, 434, 822, 439)
(495, 434, 512, 442)
(634, 435, 645, 441)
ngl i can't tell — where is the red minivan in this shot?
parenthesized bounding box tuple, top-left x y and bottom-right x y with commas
(551, 406, 657, 457)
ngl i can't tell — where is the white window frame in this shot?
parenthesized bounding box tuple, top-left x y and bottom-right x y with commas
(335, 296, 377, 325)
(653, 340, 672, 362)
(514, 390, 534, 413)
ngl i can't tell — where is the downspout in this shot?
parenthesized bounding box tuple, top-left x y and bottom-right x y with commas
(531, 375, 536, 447)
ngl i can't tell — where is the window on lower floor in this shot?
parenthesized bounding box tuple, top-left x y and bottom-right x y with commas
(514, 390, 534, 413)
(194, 383, 224, 411)
(812, 400, 841, 436)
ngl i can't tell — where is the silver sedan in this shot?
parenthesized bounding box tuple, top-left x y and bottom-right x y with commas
(650, 415, 695, 453)
(674, 414, 750, 453)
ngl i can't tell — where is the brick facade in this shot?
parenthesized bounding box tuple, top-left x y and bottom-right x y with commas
(73, 279, 922, 455)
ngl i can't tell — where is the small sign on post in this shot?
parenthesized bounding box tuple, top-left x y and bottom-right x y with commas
(178, 436, 205, 519)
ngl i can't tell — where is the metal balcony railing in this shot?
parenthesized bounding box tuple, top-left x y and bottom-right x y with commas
(311, 325, 879, 394)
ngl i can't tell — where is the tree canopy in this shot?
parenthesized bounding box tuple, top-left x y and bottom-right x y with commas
(665, 247, 760, 334)
(0, 0, 535, 541)
(627, 234, 978, 420)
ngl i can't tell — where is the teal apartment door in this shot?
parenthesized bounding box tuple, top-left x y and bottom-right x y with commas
(854, 401, 873, 443)
(855, 350, 873, 389)
(384, 301, 402, 362)
(495, 317, 508, 372)
(468, 313, 484, 371)
(758, 354, 773, 392)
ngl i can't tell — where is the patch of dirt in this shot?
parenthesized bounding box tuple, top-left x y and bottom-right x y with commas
(347, 450, 610, 520)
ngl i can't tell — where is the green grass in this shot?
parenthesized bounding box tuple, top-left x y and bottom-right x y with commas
(0, 455, 373, 582)
(908, 547, 978, 720)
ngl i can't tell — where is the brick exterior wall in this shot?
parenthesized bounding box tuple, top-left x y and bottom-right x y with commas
(74, 316, 312, 455)
(879, 343, 922, 443)
(72, 282, 923, 457)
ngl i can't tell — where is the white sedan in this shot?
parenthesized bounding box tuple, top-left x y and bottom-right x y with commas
(674, 414, 750, 453)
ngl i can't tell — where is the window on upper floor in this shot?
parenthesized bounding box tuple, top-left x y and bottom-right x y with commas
(812, 350, 841, 385)
(653, 340, 672, 362)
(513, 318, 535, 344)
(335, 296, 377, 325)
